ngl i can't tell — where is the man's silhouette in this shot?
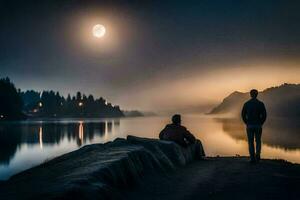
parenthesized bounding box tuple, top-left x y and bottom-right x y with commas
(159, 114, 205, 158)
(241, 89, 267, 163)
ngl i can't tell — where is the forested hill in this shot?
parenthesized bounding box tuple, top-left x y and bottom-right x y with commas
(209, 83, 300, 118)
(21, 90, 124, 118)
(0, 77, 124, 120)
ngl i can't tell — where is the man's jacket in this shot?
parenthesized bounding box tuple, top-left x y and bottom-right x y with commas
(159, 124, 196, 146)
(241, 98, 267, 126)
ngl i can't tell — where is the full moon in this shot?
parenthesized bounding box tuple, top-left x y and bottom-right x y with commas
(92, 24, 106, 38)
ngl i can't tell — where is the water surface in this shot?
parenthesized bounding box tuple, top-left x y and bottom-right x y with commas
(0, 115, 299, 180)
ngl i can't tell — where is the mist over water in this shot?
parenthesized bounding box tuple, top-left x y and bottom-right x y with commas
(0, 115, 299, 180)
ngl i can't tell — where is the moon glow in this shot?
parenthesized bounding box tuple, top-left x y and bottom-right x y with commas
(92, 24, 106, 38)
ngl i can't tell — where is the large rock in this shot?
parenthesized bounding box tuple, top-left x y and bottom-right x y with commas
(0, 136, 205, 200)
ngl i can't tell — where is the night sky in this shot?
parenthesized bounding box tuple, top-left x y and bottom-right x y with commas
(1, 0, 300, 112)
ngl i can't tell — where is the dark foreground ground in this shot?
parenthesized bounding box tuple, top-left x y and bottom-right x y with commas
(0, 136, 300, 200)
(124, 157, 300, 200)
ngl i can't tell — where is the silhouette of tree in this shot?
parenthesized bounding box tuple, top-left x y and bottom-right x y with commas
(20, 90, 40, 111)
(4, 78, 124, 119)
(23, 91, 124, 118)
(0, 77, 24, 120)
(76, 92, 82, 101)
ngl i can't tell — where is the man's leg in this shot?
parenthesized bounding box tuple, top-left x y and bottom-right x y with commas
(195, 139, 205, 158)
(247, 127, 255, 162)
(255, 127, 262, 162)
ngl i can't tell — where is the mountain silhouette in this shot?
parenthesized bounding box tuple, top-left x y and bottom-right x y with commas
(209, 83, 300, 117)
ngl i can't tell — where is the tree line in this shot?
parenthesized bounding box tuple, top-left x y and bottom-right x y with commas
(0, 77, 124, 120)
(0, 77, 25, 120)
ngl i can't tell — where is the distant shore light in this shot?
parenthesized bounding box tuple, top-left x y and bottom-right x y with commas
(78, 102, 83, 107)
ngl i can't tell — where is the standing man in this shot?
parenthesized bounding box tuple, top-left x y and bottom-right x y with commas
(241, 89, 267, 163)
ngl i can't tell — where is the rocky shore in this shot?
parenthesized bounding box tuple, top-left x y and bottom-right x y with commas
(0, 136, 203, 199)
(0, 136, 299, 200)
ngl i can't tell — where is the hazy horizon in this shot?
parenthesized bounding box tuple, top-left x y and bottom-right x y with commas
(12, 77, 300, 114)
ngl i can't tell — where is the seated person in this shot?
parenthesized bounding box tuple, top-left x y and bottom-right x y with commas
(159, 114, 195, 146)
(159, 114, 205, 158)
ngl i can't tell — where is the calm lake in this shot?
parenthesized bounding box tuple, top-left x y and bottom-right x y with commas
(0, 114, 300, 180)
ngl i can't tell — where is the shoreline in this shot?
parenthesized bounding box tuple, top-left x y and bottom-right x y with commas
(1, 136, 300, 199)
(124, 157, 300, 200)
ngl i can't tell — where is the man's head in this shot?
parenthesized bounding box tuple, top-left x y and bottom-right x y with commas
(172, 114, 181, 125)
(250, 89, 258, 99)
